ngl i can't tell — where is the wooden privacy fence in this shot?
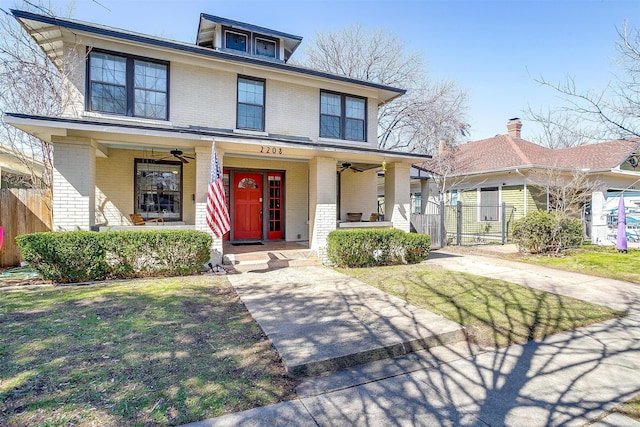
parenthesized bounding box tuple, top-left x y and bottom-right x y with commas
(0, 189, 52, 267)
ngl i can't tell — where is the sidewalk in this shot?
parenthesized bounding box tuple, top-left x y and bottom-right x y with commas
(226, 266, 466, 376)
(184, 249, 640, 427)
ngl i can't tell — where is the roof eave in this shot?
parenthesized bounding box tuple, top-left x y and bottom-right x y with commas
(4, 113, 430, 163)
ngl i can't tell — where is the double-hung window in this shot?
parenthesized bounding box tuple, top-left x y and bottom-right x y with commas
(320, 91, 366, 141)
(237, 76, 265, 131)
(88, 50, 168, 120)
(479, 187, 499, 221)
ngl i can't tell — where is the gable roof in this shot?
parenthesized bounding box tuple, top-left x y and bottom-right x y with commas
(11, 9, 405, 104)
(426, 133, 640, 175)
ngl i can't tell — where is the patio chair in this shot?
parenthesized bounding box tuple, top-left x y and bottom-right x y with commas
(129, 213, 164, 226)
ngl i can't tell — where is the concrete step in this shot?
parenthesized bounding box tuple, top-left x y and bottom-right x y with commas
(226, 249, 320, 273)
(227, 266, 467, 377)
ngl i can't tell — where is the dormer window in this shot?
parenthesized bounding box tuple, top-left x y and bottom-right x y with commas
(225, 29, 249, 53)
(220, 25, 279, 60)
(255, 37, 276, 59)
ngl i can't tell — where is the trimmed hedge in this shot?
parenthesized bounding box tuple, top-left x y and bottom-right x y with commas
(327, 228, 431, 267)
(512, 211, 583, 254)
(403, 232, 432, 264)
(16, 230, 212, 283)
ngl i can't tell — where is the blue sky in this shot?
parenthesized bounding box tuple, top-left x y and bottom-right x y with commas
(3, 0, 638, 141)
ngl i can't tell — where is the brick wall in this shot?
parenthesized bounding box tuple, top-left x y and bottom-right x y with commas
(384, 162, 411, 232)
(51, 139, 95, 230)
(62, 39, 382, 149)
(309, 157, 337, 261)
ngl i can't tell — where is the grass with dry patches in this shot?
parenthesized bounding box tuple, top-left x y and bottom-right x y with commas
(0, 276, 297, 426)
(339, 264, 623, 348)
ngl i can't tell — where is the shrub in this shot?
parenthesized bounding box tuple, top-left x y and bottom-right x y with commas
(16, 230, 212, 283)
(403, 233, 431, 264)
(327, 228, 431, 267)
(512, 211, 583, 254)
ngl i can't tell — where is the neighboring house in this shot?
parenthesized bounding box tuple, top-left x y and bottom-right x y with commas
(5, 10, 429, 262)
(0, 143, 44, 188)
(421, 118, 640, 245)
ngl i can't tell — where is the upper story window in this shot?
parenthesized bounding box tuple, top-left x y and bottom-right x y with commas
(88, 50, 168, 120)
(220, 26, 280, 61)
(225, 30, 248, 52)
(237, 76, 265, 131)
(255, 37, 277, 59)
(320, 91, 366, 141)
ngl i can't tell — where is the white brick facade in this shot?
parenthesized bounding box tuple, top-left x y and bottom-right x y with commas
(384, 163, 411, 232)
(309, 157, 337, 261)
(51, 137, 96, 230)
(11, 11, 426, 265)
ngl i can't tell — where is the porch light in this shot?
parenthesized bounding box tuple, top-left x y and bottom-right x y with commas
(382, 161, 387, 172)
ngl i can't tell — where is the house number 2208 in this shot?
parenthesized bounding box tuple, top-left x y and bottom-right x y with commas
(260, 146, 283, 155)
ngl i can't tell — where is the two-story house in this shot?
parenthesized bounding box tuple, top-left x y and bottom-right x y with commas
(5, 10, 429, 262)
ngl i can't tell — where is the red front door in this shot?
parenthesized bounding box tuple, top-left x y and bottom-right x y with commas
(234, 173, 263, 240)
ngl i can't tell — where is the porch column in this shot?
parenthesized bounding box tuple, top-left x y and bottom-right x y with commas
(591, 191, 607, 245)
(384, 162, 411, 232)
(309, 156, 337, 262)
(420, 179, 429, 214)
(195, 144, 224, 265)
(51, 136, 95, 231)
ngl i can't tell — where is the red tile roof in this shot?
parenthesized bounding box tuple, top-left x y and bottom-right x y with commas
(425, 134, 640, 175)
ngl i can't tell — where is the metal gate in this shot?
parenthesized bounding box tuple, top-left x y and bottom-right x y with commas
(411, 201, 516, 247)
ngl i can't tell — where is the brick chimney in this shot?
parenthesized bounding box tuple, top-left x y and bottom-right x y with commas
(507, 118, 522, 138)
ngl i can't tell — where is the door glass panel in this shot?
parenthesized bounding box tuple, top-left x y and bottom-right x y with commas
(238, 178, 259, 189)
(267, 174, 283, 240)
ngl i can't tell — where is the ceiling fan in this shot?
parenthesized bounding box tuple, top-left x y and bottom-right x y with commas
(156, 149, 195, 164)
(339, 162, 363, 173)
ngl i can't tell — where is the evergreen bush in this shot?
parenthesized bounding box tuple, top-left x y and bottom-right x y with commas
(16, 230, 212, 283)
(512, 211, 582, 254)
(327, 228, 431, 267)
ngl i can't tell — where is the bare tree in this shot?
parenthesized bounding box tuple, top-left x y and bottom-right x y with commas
(524, 107, 599, 148)
(529, 20, 640, 144)
(528, 167, 605, 217)
(0, 1, 81, 190)
(300, 24, 469, 154)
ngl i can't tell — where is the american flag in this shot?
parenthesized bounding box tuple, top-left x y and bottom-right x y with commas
(206, 143, 230, 237)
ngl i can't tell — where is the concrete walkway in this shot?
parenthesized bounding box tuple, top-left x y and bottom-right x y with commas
(226, 266, 466, 376)
(184, 249, 640, 427)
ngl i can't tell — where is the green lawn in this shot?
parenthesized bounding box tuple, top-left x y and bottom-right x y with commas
(340, 264, 623, 348)
(0, 276, 297, 427)
(517, 246, 640, 284)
